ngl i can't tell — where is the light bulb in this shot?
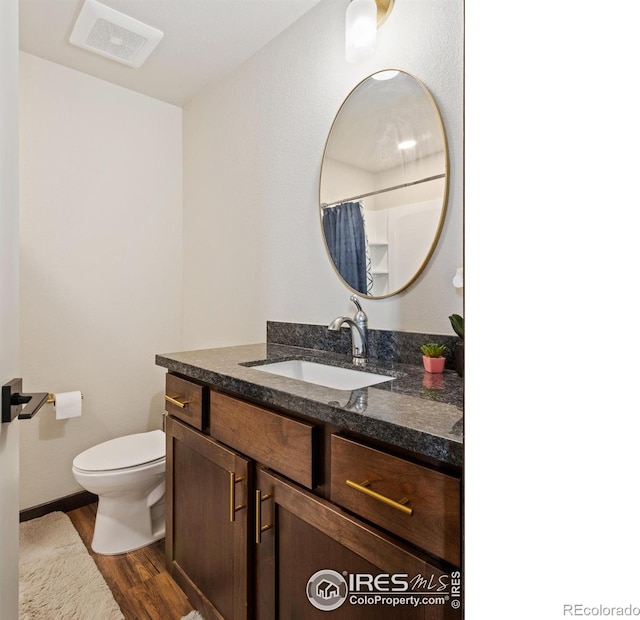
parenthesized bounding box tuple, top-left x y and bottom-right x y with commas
(345, 0, 377, 63)
(398, 139, 417, 150)
(372, 70, 399, 81)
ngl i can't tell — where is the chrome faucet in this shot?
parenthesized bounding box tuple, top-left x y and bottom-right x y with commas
(328, 295, 368, 360)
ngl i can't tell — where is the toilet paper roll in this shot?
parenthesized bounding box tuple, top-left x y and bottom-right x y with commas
(55, 391, 82, 420)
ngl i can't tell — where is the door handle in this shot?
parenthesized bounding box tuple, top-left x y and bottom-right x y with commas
(255, 489, 273, 543)
(164, 394, 190, 409)
(229, 472, 246, 522)
(346, 479, 413, 516)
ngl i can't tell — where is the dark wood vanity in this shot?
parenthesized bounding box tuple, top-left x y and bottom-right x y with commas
(159, 343, 463, 620)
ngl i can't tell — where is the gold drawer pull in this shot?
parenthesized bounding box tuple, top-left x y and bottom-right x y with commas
(164, 394, 190, 409)
(255, 490, 273, 543)
(346, 479, 414, 516)
(229, 472, 246, 522)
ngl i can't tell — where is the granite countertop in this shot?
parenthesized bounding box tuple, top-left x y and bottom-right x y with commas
(156, 343, 463, 467)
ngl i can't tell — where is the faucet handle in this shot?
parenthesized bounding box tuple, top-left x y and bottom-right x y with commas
(350, 295, 367, 323)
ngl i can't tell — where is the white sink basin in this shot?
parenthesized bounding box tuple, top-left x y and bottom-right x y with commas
(252, 360, 394, 391)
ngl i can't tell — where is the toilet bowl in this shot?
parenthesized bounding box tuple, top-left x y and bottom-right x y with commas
(72, 429, 166, 555)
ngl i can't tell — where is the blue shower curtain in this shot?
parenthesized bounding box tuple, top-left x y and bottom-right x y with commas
(322, 201, 369, 294)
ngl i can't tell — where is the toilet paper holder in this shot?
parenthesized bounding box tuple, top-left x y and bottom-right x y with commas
(1, 378, 83, 423)
(2, 378, 48, 423)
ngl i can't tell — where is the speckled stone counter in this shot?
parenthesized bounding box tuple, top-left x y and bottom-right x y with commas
(156, 342, 463, 467)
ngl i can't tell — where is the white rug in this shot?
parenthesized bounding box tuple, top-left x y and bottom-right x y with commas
(181, 612, 204, 620)
(19, 511, 123, 620)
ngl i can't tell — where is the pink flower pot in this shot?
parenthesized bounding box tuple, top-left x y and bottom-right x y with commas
(423, 356, 446, 374)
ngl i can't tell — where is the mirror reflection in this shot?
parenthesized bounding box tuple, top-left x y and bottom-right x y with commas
(320, 70, 449, 298)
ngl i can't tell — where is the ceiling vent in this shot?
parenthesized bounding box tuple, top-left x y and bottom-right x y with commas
(69, 0, 164, 68)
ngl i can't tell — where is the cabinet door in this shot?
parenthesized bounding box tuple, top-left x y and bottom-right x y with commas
(166, 416, 251, 620)
(255, 469, 462, 620)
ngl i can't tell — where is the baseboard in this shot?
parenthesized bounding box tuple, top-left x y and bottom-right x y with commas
(20, 490, 98, 523)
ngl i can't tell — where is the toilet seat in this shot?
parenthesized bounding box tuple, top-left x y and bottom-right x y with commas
(73, 429, 165, 473)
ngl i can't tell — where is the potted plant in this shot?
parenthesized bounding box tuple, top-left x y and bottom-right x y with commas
(420, 343, 447, 374)
(449, 314, 464, 377)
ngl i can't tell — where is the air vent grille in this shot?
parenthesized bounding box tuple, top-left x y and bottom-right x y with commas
(70, 0, 163, 68)
(85, 18, 148, 62)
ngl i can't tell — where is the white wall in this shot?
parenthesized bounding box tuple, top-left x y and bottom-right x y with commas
(1, 0, 21, 614)
(18, 53, 183, 509)
(183, 0, 463, 346)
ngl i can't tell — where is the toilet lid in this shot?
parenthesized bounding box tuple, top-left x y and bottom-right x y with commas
(73, 430, 165, 472)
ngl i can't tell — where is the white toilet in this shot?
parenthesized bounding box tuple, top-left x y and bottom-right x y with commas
(72, 429, 166, 555)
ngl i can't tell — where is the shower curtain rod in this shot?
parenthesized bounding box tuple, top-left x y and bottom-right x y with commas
(321, 173, 445, 208)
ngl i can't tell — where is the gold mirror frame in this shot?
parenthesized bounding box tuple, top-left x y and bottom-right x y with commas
(319, 70, 450, 299)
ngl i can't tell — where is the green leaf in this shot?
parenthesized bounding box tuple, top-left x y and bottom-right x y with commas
(420, 343, 447, 358)
(448, 314, 464, 340)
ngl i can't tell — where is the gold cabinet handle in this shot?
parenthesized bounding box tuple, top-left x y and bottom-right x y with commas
(346, 479, 414, 516)
(255, 489, 273, 543)
(164, 394, 190, 409)
(229, 472, 246, 522)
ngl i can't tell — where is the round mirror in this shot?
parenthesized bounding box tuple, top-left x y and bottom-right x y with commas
(320, 70, 449, 298)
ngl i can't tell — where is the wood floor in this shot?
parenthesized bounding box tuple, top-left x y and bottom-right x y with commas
(66, 503, 194, 620)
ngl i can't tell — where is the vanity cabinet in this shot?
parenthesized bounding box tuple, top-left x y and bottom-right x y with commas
(164, 372, 462, 620)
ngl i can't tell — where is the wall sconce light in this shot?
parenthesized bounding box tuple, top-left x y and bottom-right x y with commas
(453, 267, 464, 289)
(345, 0, 394, 63)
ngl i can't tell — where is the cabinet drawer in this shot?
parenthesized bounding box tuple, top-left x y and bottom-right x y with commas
(209, 390, 316, 489)
(330, 435, 461, 565)
(165, 374, 206, 430)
